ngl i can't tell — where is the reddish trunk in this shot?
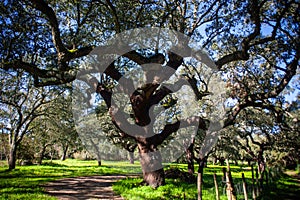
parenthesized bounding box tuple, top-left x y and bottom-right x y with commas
(186, 137, 195, 174)
(197, 171, 203, 200)
(142, 168, 165, 188)
(138, 142, 165, 188)
(197, 157, 207, 200)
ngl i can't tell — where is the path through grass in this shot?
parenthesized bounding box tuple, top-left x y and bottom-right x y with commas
(0, 159, 141, 200)
(0, 160, 299, 200)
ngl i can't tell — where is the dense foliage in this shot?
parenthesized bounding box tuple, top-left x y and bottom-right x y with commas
(0, 0, 299, 190)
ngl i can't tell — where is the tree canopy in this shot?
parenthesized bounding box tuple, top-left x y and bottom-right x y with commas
(0, 0, 299, 188)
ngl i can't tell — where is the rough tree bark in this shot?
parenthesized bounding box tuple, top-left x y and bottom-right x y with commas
(186, 137, 195, 174)
(197, 156, 207, 200)
(8, 144, 17, 170)
(138, 142, 165, 188)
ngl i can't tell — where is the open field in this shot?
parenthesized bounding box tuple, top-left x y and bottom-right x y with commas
(0, 159, 299, 200)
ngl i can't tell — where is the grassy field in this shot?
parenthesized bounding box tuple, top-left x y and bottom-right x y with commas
(0, 159, 141, 200)
(0, 159, 299, 200)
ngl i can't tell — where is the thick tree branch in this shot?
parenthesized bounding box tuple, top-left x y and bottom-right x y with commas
(29, 0, 66, 53)
(154, 116, 207, 146)
(105, 0, 121, 33)
(215, 0, 261, 68)
(149, 79, 188, 107)
(124, 51, 165, 66)
(62, 46, 94, 62)
(2, 60, 54, 79)
(215, 51, 250, 67)
(250, 48, 300, 100)
(215, 0, 296, 69)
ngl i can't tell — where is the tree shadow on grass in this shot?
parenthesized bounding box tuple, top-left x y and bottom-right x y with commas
(41, 162, 69, 167)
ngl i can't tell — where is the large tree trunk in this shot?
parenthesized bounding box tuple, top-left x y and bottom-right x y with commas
(8, 144, 17, 170)
(96, 153, 101, 166)
(37, 146, 47, 165)
(37, 144, 50, 165)
(61, 144, 68, 161)
(186, 137, 195, 174)
(197, 157, 207, 200)
(257, 149, 266, 191)
(142, 168, 165, 188)
(129, 151, 134, 164)
(138, 143, 165, 188)
(247, 158, 252, 166)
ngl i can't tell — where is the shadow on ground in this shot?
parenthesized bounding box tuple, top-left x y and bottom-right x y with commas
(44, 175, 137, 200)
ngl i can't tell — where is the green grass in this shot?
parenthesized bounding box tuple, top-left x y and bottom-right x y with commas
(0, 159, 142, 200)
(0, 160, 299, 200)
(113, 178, 199, 200)
(259, 172, 300, 200)
(113, 164, 253, 200)
(113, 164, 300, 200)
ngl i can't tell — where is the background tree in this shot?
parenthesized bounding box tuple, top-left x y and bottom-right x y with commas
(51, 96, 79, 161)
(0, 70, 64, 169)
(96, 103, 137, 164)
(274, 97, 300, 169)
(231, 108, 278, 187)
(30, 115, 57, 165)
(29, 93, 81, 164)
(0, 0, 299, 189)
(0, 117, 9, 161)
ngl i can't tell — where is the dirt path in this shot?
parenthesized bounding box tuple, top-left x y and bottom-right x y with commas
(44, 175, 133, 200)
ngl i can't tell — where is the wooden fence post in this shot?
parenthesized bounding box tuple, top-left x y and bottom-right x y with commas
(222, 167, 226, 182)
(213, 173, 220, 200)
(226, 171, 232, 200)
(226, 160, 237, 200)
(198, 172, 202, 200)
